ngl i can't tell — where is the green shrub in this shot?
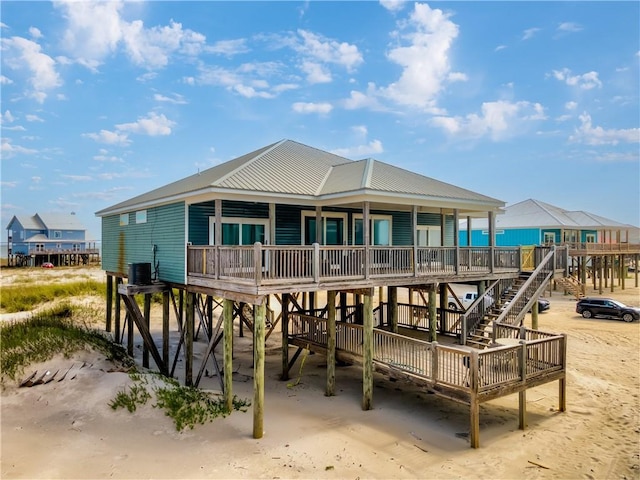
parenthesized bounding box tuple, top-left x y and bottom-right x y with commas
(0, 280, 106, 313)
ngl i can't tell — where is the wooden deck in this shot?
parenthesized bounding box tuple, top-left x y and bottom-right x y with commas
(187, 244, 540, 296)
(286, 313, 566, 447)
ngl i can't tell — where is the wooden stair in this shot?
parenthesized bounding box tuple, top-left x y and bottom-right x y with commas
(556, 275, 585, 300)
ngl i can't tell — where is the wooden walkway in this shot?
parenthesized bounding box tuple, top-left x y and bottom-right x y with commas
(286, 313, 566, 447)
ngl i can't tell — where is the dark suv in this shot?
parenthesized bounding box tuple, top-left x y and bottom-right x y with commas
(576, 298, 640, 322)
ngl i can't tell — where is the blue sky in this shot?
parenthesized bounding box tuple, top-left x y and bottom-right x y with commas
(1, 1, 639, 241)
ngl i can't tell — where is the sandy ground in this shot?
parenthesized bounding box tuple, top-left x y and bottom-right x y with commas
(1, 266, 639, 479)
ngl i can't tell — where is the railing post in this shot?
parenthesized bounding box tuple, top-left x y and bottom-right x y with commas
(461, 313, 467, 345)
(313, 243, 320, 283)
(254, 242, 262, 287)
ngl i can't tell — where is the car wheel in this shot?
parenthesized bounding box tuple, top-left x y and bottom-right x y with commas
(622, 313, 634, 323)
(448, 302, 458, 311)
(582, 310, 593, 319)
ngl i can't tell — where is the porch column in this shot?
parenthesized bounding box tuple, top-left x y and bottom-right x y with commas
(223, 298, 234, 411)
(362, 288, 374, 410)
(488, 211, 495, 273)
(388, 286, 398, 333)
(467, 216, 472, 247)
(114, 278, 122, 343)
(453, 209, 459, 273)
(269, 203, 276, 245)
(428, 285, 437, 342)
(315, 206, 323, 244)
(281, 293, 290, 380)
(253, 302, 266, 439)
(363, 201, 370, 279)
(326, 290, 336, 397)
(214, 199, 222, 245)
(412, 205, 418, 276)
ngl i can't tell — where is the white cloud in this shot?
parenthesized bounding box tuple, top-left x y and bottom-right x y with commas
(300, 61, 332, 84)
(431, 100, 547, 141)
(2, 110, 15, 123)
(292, 102, 333, 114)
(93, 149, 124, 163)
(551, 68, 602, 90)
(380, 0, 406, 13)
(296, 29, 363, 72)
(569, 112, 640, 145)
(29, 27, 42, 39)
(557, 22, 582, 33)
(352, 125, 368, 137)
(380, 3, 460, 112)
(115, 112, 175, 136)
(62, 174, 93, 182)
(331, 140, 384, 158)
(342, 84, 382, 110)
(154, 93, 188, 104)
(1, 36, 62, 102)
(25, 114, 44, 122)
(565, 101, 578, 110)
(1, 75, 13, 84)
(448, 72, 468, 82)
(522, 27, 541, 40)
(494, 45, 507, 52)
(82, 129, 131, 146)
(207, 39, 249, 56)
(1, 138, 38, 158)
(233, 84, 275, 99)
(56, 1, 206, 70)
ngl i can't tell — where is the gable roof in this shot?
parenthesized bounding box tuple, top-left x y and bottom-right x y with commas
(6, 213, 86, 232)
(463, 199, 632, 229)
(96, 139, 503, 216)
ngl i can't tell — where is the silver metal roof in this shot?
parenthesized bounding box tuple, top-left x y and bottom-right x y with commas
(96, 139, 504, 216)
(462, 199, 633, 229)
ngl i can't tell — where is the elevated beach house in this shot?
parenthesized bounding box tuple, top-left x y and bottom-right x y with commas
(5, 212, 97, 266)
(96, 139, 568, 447)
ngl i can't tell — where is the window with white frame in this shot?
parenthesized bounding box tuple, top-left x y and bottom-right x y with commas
(208, 217, 269, 245)
(353, 214, 392, 246)
(53, 231, 62, 239)
(543, 232, 556, 244)
(136, 210, 147, 224)
(585, 233, 596, 243)
(417, 225, 441, 247)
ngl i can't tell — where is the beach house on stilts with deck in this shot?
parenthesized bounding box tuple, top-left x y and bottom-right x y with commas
(96, 139, 568, 448)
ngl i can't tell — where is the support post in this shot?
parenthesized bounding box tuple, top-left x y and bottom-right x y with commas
(143, 293, 151, 368)
(253, 302, 266, 439)
(326, 290, 336, 397)
(388, 286, 398, 333)
(362, 289, 374, 410)
(531, 299, 539, 330)
(428, 286, 437, 342)
(185, 292, 195, 386)
(223, 298, 234, 412)
(106, 275, 113, 332)
(281, 293, 290, 381)
(469, 349, 480, 448)
(518, 340, 527, 430)
(163, 290, 170, 371)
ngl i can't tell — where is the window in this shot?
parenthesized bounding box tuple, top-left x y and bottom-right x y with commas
(72, 244, 80, 251)
(53, 231, 62, 239)
(543, 232, 555, 244)
(35, 243, 44, 252)
(136, 210, 147, 224)
(417, 226, 441, 247)
(208, 217, 269, 245)
(120, 213, 129, 226)
(353, 215, 392, 246)
(585, 233, 596, 243)
(301, 212, 347, 245)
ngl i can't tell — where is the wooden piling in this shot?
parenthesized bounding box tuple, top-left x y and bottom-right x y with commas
(326, 290, 336, 397)
(362, 289, 373, 411)
(253, 302, 266, 439)
(223, 298, 234, 412)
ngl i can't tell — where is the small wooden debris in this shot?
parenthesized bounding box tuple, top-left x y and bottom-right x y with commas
(19, 371, 38, 388)
(528, 460, 550, 469)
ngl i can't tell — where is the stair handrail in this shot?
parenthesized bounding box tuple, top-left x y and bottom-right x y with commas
(460, 278, 504, 345)
(490, 247, 556, 343)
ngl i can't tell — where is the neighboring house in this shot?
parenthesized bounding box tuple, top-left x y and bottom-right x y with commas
(6, 212, 88, 255)
(458, 198, 636, 247)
